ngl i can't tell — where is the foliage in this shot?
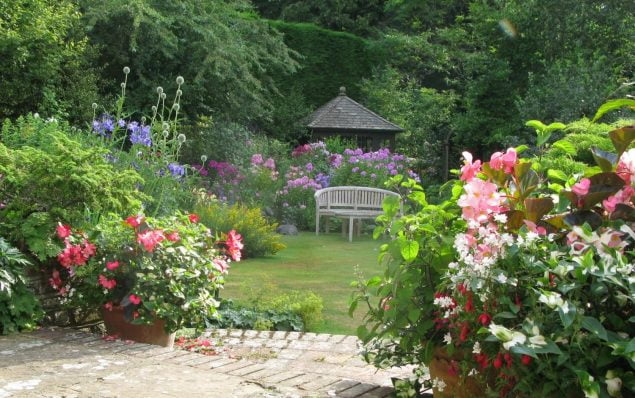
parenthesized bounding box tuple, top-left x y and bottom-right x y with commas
(47, 213, 242, 333)
(0, 118, 146, 260)
(0, 238, 43, 335)
(355, 101, 635, 397)
(81, 0, 297, 123)
(206, 300, 304, 332)
(193, 198, 285, 258)
(0, 0, 100, 123)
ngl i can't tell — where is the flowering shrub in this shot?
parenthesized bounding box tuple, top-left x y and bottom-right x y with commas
(49, 213, 242, 333)
(354, 105, 635, 397)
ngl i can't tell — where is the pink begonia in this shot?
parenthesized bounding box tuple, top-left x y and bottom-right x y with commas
(98, 274, 116, 290)
(616, 148, 635, 184)
(212, 258, 229, 273)
(460, 152, 481, 182)
(106, 261, 120, 271)
(571, 178, 591, 196)
(524, 220, 547, 236)
(458, 178, 504, 223)
(603, 186, 635, 213)
(489, 148, 517, 174)
(129, 294, 142, 305)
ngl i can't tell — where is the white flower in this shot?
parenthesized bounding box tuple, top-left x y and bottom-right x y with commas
(497, 273, 508, 284)
(503, 332, 526, 350)
(489, 323, 526, 350)
(472, 342, 481, 354)
(432, 378, 446, 392)
(434, 296, 455, 308)
(443, 333, 452, 345)
(468, 368, 479, 376)
(448, 262, 458, 269)
(494, 214, 508, 223)
(529, 335, 547, 347)
(539, 291, 564, 309)
(606, 371, 622, 397)
(525, 231, 539, 243)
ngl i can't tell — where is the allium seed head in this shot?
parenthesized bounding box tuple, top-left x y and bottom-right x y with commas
(123, 66, 130, 74)
(176, 76, 184, 85)
(120, 82, 125, 88)
(92, 103, 98, 109)
(177, 134, 186, 143)
(156, 86, 163, 94)
(201, 155, 208, 163)
(161, 93, 167, 99)
(151, 106, 157, 112)
(162, 130, 169, 138)
(176, 89, 182, 96)
(172, 103, 180, 111)
(162, 122, 169, 130)
(141, 116, 146, 123)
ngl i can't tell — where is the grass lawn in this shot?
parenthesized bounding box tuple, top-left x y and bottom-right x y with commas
(221, 231, 385, 335)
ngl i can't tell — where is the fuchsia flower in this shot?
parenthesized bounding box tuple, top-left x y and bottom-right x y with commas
(129, 294, 142, 305)
(137, 230, 165, 252)
(226, 230, 243, 261)
(188, 213, 199, 223)
(571, 178, 591, 196)
(106, 261, 120, 271)
(489, 148, 517, 173)
(460, 152, 481, 182)
(56, 223, 72, 239)
(98, 275, 116, 290)
(125, 215, 145, 228)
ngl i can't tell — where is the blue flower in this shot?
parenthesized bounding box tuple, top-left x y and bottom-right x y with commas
(129, 123, 152, 147)
(91, 114, 115, 138)
(168, 163, 185, 178)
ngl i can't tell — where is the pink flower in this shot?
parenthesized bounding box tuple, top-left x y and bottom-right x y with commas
(603, 187, 634, 213)
(82, 240, 96, 257)
(49, 270, 62, 290)
(460, 152, 481, 182)
(137, 230, 165, 252)
(104, 302, 113, 311)
(189, 213, 199, 223)
(129, 294, 142, 305)
(571, 178, 591, 196)
(106, 261, 120, 271)
(226, 230, 243, 262)
(98, 274, 117, 290)
(489, 148, 517, 173)
(616, 148, 635, 184)
(458, 179, 504, 223)
(263, 158, 276, 170)
(212, 258, 229, 273)
(56, 223, 72, 239)
(524, 220, 547, 236)
(251, 154, 264, 165)
(125, 215, 145, 228)
(166, 231, 180, 242)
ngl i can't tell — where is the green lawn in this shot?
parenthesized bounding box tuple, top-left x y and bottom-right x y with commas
(221, 232, 384, 335)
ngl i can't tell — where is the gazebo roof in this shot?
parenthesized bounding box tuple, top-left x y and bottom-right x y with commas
(307, 87, 404, 132)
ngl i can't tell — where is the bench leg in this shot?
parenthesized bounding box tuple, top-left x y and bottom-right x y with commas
(349, 217, 354, 242)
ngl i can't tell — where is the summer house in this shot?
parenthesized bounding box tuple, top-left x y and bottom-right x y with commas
(307, 87, 404, 151)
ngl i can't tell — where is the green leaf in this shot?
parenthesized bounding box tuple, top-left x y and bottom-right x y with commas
(408, 308, 421, 323)
(547, 169, 569, 182)
(558, 301, 576, 328)
(398, 238, 419, 263)
(590, 147, 617, 172)
(609, 125, 635, 158)
(408, 191, 427, 206)
(382, 195, 401, 217)
(581, 316, 608, 341)
(552, 140, 577, 156)
(591, 99, 635, 122)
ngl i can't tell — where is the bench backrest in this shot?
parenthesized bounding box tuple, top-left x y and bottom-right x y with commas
(314, 186, 399, 211)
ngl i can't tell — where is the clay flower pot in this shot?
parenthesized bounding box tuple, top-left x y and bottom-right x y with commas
(101, 306, 175, 348)
(428, 347, 485, 398)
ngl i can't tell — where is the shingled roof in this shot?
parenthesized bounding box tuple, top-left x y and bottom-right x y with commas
(307, 87, 404, 132)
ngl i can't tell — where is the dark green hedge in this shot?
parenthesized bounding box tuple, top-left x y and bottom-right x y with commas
(267, 20, 379, 107)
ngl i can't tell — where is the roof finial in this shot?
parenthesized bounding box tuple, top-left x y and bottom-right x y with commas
(339, 86, 346, 96)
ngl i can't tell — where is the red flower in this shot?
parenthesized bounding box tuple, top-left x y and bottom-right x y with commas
(477, 313, 492, 326)
(465, 292, 474, 312)
(49, 270, 62, 290)
(137, 229, 165, 252)
(226, 230, 243, 262)
(133, 311, 140, 319)
(125, 215, 145, 228)
(504, 353, 513, 368)
(521, 355, 532, 366)
(474, 353, 489, 369)
(457, 283, 468, 295)
(56, 223, 72, 239)
(129, 294, 141, 305)
(460, 323, 470, 342)
(188, 213, 199, 223)
(98, 274, 116, 290)
(106, 261, 120, 271)
(104, 302, 113, 311)
(493, 353, 504, 369)
(448, 360, 459, 376)
(166, 231, 180, 242)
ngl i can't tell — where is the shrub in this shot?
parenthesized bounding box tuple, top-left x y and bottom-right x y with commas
(206, 300, 304, 332)
(0, 238, 43, 334)
(194, 198, 285, 258)
(0, 126, 147, 260)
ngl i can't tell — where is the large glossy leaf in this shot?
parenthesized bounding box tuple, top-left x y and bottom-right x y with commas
(610, 204, 635, 221)
(609, 125, 635, 158)
(525, 198, 554, 222)
(581, 316, 608, 341)
(583, 172, 625, 208)
(481, 162, 507, 185)
(564, 210, 603, 230)
(506, 210, 526, 231)
(552, 140, 576, 156)
(547, 169, 568, 182)
(591, 99, 635, 122)
(526, 120, 566, 147)
(544, 215, 566, 230)
(590, 147, 617, 172)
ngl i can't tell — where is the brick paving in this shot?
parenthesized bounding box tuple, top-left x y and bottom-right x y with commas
(0, 328, 417, 397)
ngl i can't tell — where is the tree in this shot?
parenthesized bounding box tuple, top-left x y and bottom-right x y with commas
(80, 0, 298, 123)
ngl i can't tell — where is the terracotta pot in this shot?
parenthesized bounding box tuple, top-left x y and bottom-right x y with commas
(101, 306, 175, 348)
(428, 347, 485, 398)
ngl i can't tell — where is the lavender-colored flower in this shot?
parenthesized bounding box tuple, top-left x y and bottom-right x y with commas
(370, 173, 377, 179)
(264, 157, 276, 170)
(168, 163, 185, 177)
(251, 154, 264, 165)
(130, 124, 152, 146)
(315, 173, 330, 188)
(92, 114, 115, 138)
(360, 171, 367, 177)
(305, 162, 314, 172)
(118, 119, 126, 128)
(390, 169, 398, 175)
(352, 167, 359, 173)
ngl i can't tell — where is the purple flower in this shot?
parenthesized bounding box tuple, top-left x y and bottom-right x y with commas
(264, 157, 276, 170)
(91, 114, 115, 138)
(390, 169, 398, 175)
(306, 162, 314, 172)
(118, 119, 127, 128)
(370, 173, 377, 179)
(352, 167, 359, 173)
(129, 124, 152, 146)
(360, 171, 367, 176)
(251, 154, 264, 165)
(168, 163, 185, 177)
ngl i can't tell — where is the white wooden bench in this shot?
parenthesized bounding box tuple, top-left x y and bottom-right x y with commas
(314, 186, 401, 242)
